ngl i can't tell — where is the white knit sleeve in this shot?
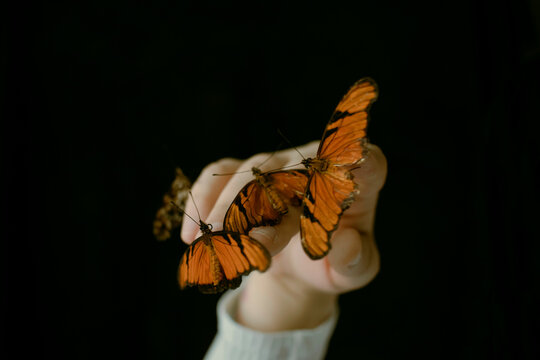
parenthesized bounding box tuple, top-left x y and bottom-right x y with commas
(204, 289, 338, 360)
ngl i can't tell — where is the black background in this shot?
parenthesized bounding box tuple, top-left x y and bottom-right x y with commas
(3, 1, 540, 359)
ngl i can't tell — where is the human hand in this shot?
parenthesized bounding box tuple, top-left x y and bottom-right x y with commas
(181, 140, 387, 331)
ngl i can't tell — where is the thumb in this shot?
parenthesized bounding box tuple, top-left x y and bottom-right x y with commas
(326, 227, 380, 292)
(345, 143, 387, 232)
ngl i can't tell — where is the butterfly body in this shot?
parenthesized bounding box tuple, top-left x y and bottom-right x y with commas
(178, 220, 271, 293)
(197, 225, 225, 287)
(300, 78, 378, 260)
(301, 158, 330, 172)
(251, 167, 288, 215)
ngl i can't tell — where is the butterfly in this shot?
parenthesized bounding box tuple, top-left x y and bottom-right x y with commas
(223, 167, 309, 234)
(300, 78, 379, 260)
(178, 219, 271, 293)
(153, 167, 191, 241)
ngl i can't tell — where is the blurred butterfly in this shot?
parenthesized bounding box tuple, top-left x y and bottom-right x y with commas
(177, 200, 271, 294)
(300, 78, 378, 259)
(223, 167, 309, 234)
(153, 167, 191, 241)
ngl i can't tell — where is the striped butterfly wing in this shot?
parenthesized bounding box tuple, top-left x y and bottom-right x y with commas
(178, 236, 215, 291)
(266, 169, 309, 207)
(223, 169, 309, 234)
(300, 168, 357, 259)
(223, 179, 282, 234)
(212, 232, 271, 278)
(300, 78, 378, 259)
(317, 77, 378, 165)
(178, 231, 271, 293)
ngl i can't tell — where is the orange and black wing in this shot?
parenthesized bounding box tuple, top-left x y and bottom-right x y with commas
(300, 78, 378, 259)
(178, 235, 235, 293)
(223, 169, 309, 234)
(178, 232, 271, 293)
(265, 169, 309, 207)
(223, 179, 282, 234)
(212, 232, 271, 281)
(317, 78, 378, 165)
(300, 168, 357, 260)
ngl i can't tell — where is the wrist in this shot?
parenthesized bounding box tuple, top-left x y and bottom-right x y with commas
(236, 272, 337, 332)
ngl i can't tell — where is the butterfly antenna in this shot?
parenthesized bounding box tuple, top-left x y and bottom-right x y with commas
(188, 191, 203, 222)
(256, 140, 286, 169)
(212, 169, 252, 176)
(277, 128, 306, 161)
(278, 162, 304, 169)
(170, 201, 199, 226)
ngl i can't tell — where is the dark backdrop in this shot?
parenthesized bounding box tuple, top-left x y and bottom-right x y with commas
(3, 1, 540, 359)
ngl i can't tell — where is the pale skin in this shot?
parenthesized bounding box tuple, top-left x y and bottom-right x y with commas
(181, 141, 387, 332)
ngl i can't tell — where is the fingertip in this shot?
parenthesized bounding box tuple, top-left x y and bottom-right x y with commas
(352, 143, 387, 193)
(328, 227, 380, 286)
(327, 228, 363, 275)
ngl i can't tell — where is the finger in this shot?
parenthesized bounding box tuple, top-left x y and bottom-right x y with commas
(180, 158, 241, 243)
(186, 141, 318, 250)
(326, 227, 380, 292)
(345, 143, 388, 232)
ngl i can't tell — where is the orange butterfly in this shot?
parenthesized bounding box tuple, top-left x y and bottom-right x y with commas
(223, 167, 309, 234)
(178, 219, 271, 293)
(300, 78, 378, 259)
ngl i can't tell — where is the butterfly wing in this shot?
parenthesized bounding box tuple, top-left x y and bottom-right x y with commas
(153, 167, 191, 241)
(178, 236, 222, 292)
(212, 232, 271, 279)
(265, 169, 310, 207)
(223, 179, 282, 234)
(300, 78, 378, 259)
(300, 166, 357, 259)
(178, 232, 271, 293)
(317, 78, 378, 165)
(223, 169, 309, 234)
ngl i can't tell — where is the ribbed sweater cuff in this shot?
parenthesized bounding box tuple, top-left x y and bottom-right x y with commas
(204, 289, 338, 360)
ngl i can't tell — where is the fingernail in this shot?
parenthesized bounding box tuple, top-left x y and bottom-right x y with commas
(347, 252, 362, 268)
(249, 227, 277, 245)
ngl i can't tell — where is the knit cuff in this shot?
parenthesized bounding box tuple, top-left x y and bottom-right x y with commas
(204, 289, 338, 360)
